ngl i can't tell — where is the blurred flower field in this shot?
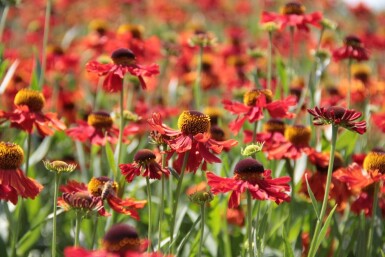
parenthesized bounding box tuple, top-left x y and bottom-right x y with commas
(0, 0, 385, 256)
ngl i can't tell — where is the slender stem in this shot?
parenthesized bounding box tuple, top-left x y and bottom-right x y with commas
(90, 216, 99, 249)
(116, 83, 125, 166)
(74, 211, 82, 247)
(193, 46, 203, 110)
(252, 121, 258, 144)
(52, 172, 61, 257)
(247, 190, 253, 257)
(39, 0, 52, 88)
(25, 133, 32, 176)
(146, 177, 152, 253)
(0, 5, 10, 43)
(308, 125, 338, 257)
(347, 59, 353, 109)
(289, 26, 295, 87)
(157, 144, 167, 251)
(10, 197, 22, 257)
(367, 181, 380, 257)
(267, 31, 273, 91)
(155, 57, 170, 105)
(198, 203, 205, 257)
(169, 151, 190, 254)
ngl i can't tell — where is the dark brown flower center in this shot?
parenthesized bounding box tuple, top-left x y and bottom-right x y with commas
(210, 125, 225, 141)
(14, 88, 45, 112)
(263, 119, 286, 134)
(363, 152, 385, 174)
(0, 142, 24, 169)
(178, 110, 211, 135)
(111, 48, 136, 66)
(282, 2, 306, 15)
(87, 111, 113, 129)
(243, 89, 273, 106)
(134, 149, 156, 164)
(284, 125, 311, 146)
(102, 224, 141, 254)
(62, 192, 100, 209)
(234, 158, 264, 182)
(325, 106, 347, 120)
(344, 35, 363, 48)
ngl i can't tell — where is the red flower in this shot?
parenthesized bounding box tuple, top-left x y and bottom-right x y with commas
(148, 111, 237, 173)
(261, 2, 322, 32)
(372, 112, 385, 133)
(332, 35, 370, 62)
(207, 158, 291, 208)
(0, 142, 43, 204)
(223, 89, 295, 134)
(66, 111, 120, 146)
(307, 106, 366, 134)
(86, 48, 159, 92)
(0, 89, 66, 136)
(119, 149, 169, 182)
(60, 178, 146, 219)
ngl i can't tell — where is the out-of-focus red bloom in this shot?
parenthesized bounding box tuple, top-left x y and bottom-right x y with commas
(308, 106, 366, 134)
(119, 149, 169, 182)
(372, 113, 385, 133)
(66, 111, 120, 146)
(60, 178, 146, 219)
(207, 158, 291, 208)
(243, 119, 287, 148)
(86, 48, 159, 92)
(227, 207, 245, 227)
(266, 125, 312, 160)
(223, 89, 295, 134)
(332, 35, 370, 62)
(261, 2, 322, 32)
(148, 111, 237, 173)
(0, 88, 66, 136)
(0, 142, 43, 205)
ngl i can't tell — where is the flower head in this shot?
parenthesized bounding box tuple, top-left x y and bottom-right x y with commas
(207, 158, 291, 208)
(59, 191, 103, 217)
(307, 106, 366, 134)
(332, 35, 369, 62)
(102, 224, 142, 256)
(43, 160, 77, 174)
(119, 149, 169, 182)
(0, 142, 43, 204)
(363, 151, 385, 174)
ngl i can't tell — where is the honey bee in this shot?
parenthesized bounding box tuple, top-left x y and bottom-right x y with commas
(101, 181, 115, 200)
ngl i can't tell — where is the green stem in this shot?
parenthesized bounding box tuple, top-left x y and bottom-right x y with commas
(169, 151, 190, 254)
(25, 133, 32, 177)
(10, 197, 22, 257)
(74, 211, 82, 247)
(0, 5, 10, 43)
(39, 0, 52, 88)
(198, 203, 205, 257)
(347, 59, 352, 109)
(308, 125, 338, 257)
(146, 177, 152, 253)
(116, 83, 125, 166)
(90, 216, 99, 249)
(289, 26, 295, 87)
(193, 46, 203, 110)
(367, 181, 380, 257)
(247, 190, 253, 257)
(267, 31, 273, 91)
(52, 172, 61, 257)
(157, 144, 167, 251)
(252, 121, 258, 144)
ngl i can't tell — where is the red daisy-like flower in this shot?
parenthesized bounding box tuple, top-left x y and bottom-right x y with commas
(119, 149, 169, 182)
(372, 112, 385, 133)
(223, 89, 296, 134)
(148, 111, 237, 173)
(0, 142, 43, 204)
(332, 35, 370, 62)
(66, 111, 120, 146)
(0, 88, 66, 136)
(307, 106, 366, 134)
(60, 178, 146, 219)
(86, 48, 159, 92)
(261, 2, 322, 32)
(266, 125, 312, 160)
(207, 158, 291, 208)
(243, 118, 287, 148)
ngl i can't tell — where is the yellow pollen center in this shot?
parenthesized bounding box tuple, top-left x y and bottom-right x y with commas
(87, 112, 113, 129)
(0, 142, 24, 169)
(363, 152, 385, 174)
(88, 177, 118, 197)
(178, 111, 211, 135)
(281, 2, 306, 15)
(14, 89, 45, 112)
(243, 89, 273, 106)
(284, 125, 311, 146)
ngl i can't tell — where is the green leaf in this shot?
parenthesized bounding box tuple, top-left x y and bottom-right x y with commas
(0, 59, 18, 94)
(380, 249, 385, 257)
(175, 215, 200, 256)
(335, 130, 358, 156)
(168, 167, 180, 180)
(283, 227, 295, 257)
(105, 140, 117, 179)
(305, 173, 320, 219)
(30, 56, 42, 90)
(275, 57, 287, 99)
(314, 204, 337, 252)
